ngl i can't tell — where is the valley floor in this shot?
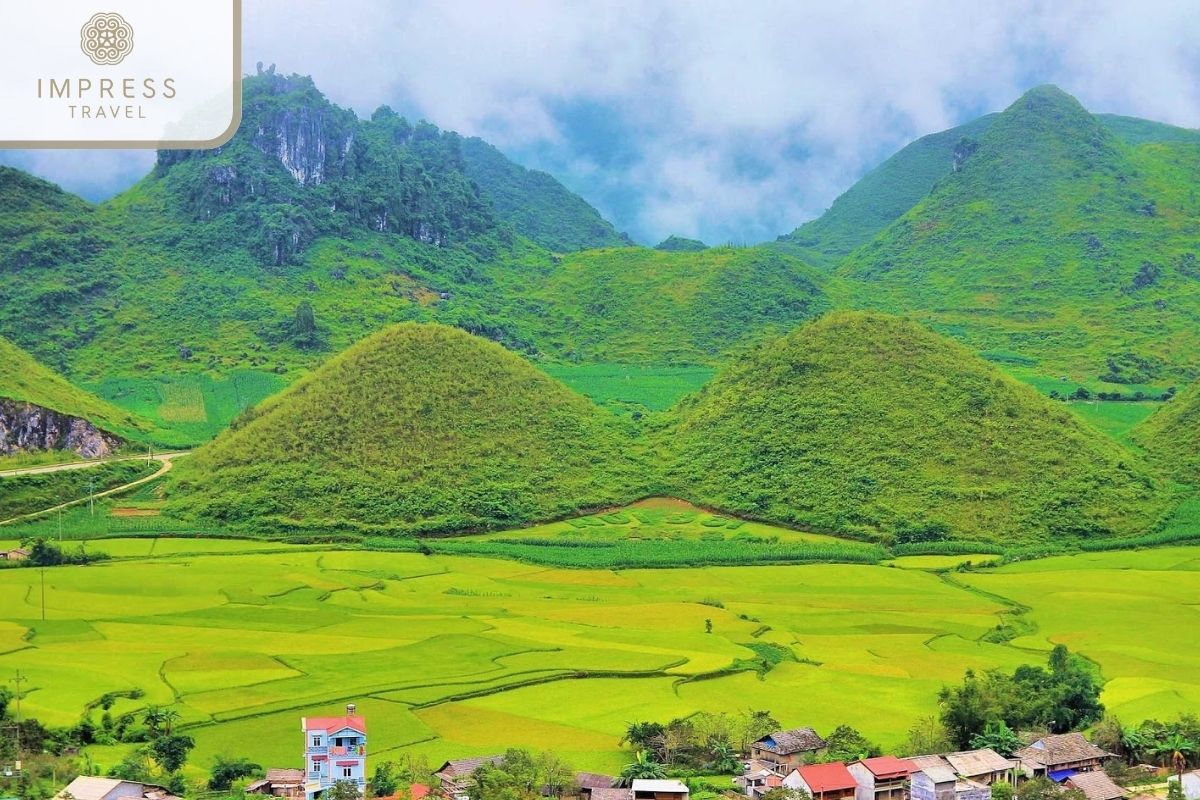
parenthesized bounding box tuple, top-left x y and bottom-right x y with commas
(0, 539, 1196, 776)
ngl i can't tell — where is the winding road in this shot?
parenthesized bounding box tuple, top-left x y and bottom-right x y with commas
(0, 451, 191, 526)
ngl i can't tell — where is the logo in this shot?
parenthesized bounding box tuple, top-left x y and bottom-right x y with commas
(80, 12, 134, 66)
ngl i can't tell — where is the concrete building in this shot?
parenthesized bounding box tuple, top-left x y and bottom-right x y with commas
(303, 704, 367, 800)
(848, 757, 915, 800)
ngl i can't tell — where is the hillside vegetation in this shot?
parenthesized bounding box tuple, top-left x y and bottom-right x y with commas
(834, 86, 1200, 385)
(659, 312, 1166, 544)
(459, 136, 632, 251)
(0, 336, 151, 442)
(167, 323, 648, 533)
(1132, 382, 1200, 483)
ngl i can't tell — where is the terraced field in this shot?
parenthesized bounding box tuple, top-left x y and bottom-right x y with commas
(1, 536, 1197, 777)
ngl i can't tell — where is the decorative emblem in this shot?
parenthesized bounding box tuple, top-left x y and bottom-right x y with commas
(80, 12, 134, 66)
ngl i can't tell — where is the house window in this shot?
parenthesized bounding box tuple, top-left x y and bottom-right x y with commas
(343, 768, 353, 778)
(312, 761, 321, 772)
(313, 736, 322, 747)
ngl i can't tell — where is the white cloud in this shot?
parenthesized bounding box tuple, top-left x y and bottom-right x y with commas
(6, 1, 1200, 242)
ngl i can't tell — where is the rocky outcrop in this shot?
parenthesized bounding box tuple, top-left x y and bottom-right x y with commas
(0, 398, 120, 458)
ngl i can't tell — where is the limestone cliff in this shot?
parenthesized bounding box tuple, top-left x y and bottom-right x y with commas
(0, 398, 120, 458)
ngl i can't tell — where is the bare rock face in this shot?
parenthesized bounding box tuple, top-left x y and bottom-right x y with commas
(0, 399, 120, 458)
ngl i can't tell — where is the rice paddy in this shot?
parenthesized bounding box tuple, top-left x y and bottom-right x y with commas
(0, 537, 1197, 777)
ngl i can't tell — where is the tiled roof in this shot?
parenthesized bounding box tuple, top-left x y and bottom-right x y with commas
(576, 773, 617, 790)
(265, 769, 305, 783)
(590, 790, 631, 800)
(305, 715, 367, 733)
(1016, 733, 1109, 768)
(437, 755, 505, 778)
(1067, 772, 1127, 800)
(944, 749, 1015, 777)
(796, 763, 857, 793)
(855, 756, 914, 779)
(630, 780, 688, 793)
(908, 756, 951, 772)
(757, 728, 828, 755)
(914, 765, 959, 785)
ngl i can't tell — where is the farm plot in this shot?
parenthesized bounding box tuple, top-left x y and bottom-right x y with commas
(0, 544, 1198, 776)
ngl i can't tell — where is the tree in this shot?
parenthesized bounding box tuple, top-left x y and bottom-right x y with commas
(708, 741, 742, 775)
(821, 726, 881, 763)
(760, 789, 812, 800)
(142, 706, 167, 738)
(1017, 778, 1084, 800)
(902, 716, 953, 756)
(149, 733, 195, 773)
(291, 301, 319, 348)
(327, 781, 363, 800)
(621, 722, 665, 751)
(1153, 733, 1198, 779)
(538, 751, 574, 799)
(737, 710, 780, 752)
(970, 720, 1022, 758)
(705, 619, 713, 634)
(1168, 779, 1186, 800)
(940, 670, 996, 748)
(991, 782, 1013, 800)
(618, 752, 666, 786)
(210, 756, 262, 790)
(370, 762, 400, 798)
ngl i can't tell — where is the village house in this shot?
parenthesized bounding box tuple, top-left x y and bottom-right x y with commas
(942, 750, 1021, 786)
(303, 704, 367, 800)
(736, 760, 785, 798)
(1064, 771, 1127, 800)
(574, 773, 618, 795)
(848, 756, 915, 800)
(751, 728, 828, 771)
(909, 765, 991, 800)
(630, 779, 689, 800)
(586, 790, 630, 800)
(0, 548, 28, 562)
(246, 768, 306, 799)
(784, 762, 858, 800)
(53, 778, 178, 800)
(1015, 733, 1110, 780)
(434, 755, 505, 800)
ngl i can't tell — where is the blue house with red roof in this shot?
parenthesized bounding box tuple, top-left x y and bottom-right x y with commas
(303, 704, 367, 800)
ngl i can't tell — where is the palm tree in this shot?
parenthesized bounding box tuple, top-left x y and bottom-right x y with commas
(143, 705, 166, 737)
(618, 752, 666, 787)
(708, 741, 742, 775)
(1152, 733, 1198, 782)
(161, 708, 181, 735)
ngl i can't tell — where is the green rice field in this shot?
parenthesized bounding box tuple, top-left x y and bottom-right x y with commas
(0, 535, 1197, 778)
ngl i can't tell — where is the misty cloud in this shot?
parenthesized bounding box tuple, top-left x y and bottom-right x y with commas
(4, 0, 1199, 243)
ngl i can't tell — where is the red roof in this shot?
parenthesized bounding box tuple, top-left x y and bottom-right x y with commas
(305, 716, 367, 733)
(335, 761, 358, 767)
(857, 756, 915, 779)
(797, 763, 857, 793)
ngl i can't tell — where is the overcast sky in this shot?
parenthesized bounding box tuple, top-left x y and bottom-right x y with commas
(4, 1, 1200, 244)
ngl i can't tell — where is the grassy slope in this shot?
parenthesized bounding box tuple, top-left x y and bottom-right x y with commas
(167, 323, 649, 533)
(659, 311, 1166, 544)
(833, 86, 1200, 385)
(778, 114, 998, 267)
(494, 245, 830, 364)
(459, 137, 632, 252)
(0, 336, 153, 443)
(777, 110, 1200, 271)
(1131, 381, 1200, 482)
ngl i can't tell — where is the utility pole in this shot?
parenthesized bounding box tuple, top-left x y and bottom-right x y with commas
(88, 476, 95, 516)
(40, 567, 45, 621)
(11, 670, 25, 769)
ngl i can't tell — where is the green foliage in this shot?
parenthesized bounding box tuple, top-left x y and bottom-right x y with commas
(326, 780, 363, 800)
(661, 312, 1166, 544)
(15, 537, 109, 567)
(654, 236, 708, 252)
(939, 645, 1104, 748)
(833, 86, 1200, 385)
(0, 460, 157, 520)
(459, 137, 631, 252)
(209, 755, 262, 790)
(1018, 778, 1084, 800)
(819, 725, 881, 763)
(470, 749, 576, 800)
(149, 732, 195, 772)
(991, 782, 1014, 800)
(1132, 382, 1200, 483)
(0, 336, 154, 444)
(969, 720, 1022, 757)
(167, 323, 648, 534)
